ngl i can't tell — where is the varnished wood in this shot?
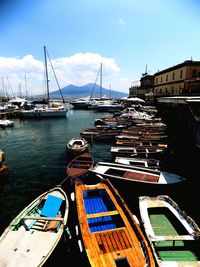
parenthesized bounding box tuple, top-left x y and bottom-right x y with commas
(75, 179, 155, 267)
(66, 152, 94, 178)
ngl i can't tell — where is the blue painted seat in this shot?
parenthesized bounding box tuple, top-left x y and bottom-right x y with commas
(41, 195, 63, 218)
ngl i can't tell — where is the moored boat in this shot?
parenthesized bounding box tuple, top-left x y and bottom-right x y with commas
(66, 152, 94, 179)
(115, 139, 168, 148)
(115, 156, 160, 169)
(90, 162, 186, 184)
(0, 185, 69, 267)
(75, 178, 156, 266)
(0, 119, 14, 128)
(0, 164, 9, 175)
(139, 195, 200, 266)
(66, 137, 89, 155)
(111, 145, 166, 159)
(80, 127, 121, 142)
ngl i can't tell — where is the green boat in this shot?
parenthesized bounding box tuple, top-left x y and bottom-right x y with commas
(139, 195, 200, 266)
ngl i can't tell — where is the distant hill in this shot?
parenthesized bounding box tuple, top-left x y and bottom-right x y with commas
(49, 83, 128, 99)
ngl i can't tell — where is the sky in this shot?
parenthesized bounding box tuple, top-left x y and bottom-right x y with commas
(0, 0, 200, 97)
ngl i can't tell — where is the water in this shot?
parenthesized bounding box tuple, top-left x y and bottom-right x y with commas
(0, 106, 199, 265)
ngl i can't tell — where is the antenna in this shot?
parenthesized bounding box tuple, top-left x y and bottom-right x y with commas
(142, 65, 148, 76)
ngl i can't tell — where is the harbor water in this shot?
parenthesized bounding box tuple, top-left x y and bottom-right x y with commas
(0, 106, 199, 265)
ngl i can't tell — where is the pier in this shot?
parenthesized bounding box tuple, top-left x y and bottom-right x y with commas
(0, 110, 20, 119)
(156, 96, 200, 149)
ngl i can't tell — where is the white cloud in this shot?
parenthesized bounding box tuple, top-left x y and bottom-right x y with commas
(0, 53, 129, 97)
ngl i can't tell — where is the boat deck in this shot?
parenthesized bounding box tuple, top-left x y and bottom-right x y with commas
(149, 208, 200, 262)
(76, 182, 154, 266)
(104, 168, 159, 183)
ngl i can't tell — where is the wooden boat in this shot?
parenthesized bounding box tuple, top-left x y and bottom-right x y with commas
(80, 127, 121, 142)
(115, 156, 160, 169)
(66, 137, 89, 155)
(122, 128, 166, 135)
(75, 178, 155, 267)
(80, 129, 119, 142)
(116, 139, 167, 148)
(0, 164, 9, 175)
(139, 195, 200, 266)
(0, 185, 69, 267)
(111, 145, 166, 159)
(90, 162, 186, 184)
(116, 133, 168, 141)
(66, 152, 94, 179)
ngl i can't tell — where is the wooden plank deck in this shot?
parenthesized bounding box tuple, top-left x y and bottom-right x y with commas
(76, 181, 155, 267)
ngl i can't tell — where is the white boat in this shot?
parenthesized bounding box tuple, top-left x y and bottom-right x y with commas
(0, 119, 14, 128)
(115, 156, 160, 169)
(66, 137, 89, 154)
(70, 96, 92, 109)
(111, 145, 165, 158)
(90, 162, 186, 184)
(20, 104, 67, 118)
(20, 47, 68, 119)
(0, 185, 69, 267)
(139, 195, 200, 266)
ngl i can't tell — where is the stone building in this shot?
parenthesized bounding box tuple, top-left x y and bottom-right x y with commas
(129, 60, 200, 100)
(154, 60, 200, 96)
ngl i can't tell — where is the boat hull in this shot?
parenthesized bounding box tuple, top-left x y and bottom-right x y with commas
(139, 195, 200, 266)
(75, 179, 155, 266)
(0, 186, 69, 267)
(20, 109, 67, 118)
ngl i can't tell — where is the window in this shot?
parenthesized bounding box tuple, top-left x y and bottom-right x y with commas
(172, 73, 175, 80)
(192, 69, 197, 77)
(166, 75, 168, 81)
(180, 70, 183, 78)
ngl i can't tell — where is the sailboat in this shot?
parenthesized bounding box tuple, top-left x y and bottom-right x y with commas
(20, 46, 68, 119)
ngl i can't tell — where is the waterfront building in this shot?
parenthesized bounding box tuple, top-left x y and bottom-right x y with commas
(129, 60, 200, 100)
(154, 60, 200, 96)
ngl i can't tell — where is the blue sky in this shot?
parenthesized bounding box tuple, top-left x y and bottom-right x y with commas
(0, 0, 200, 96)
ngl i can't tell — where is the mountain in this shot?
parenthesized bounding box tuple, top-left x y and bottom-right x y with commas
(49, 83, 128, 99)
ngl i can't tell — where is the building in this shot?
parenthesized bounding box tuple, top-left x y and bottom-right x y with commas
(154, 60, 200, 96)
(129, 60, 200, 100)
(129, 74, 154, 97)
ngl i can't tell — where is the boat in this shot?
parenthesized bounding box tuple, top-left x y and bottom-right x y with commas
(66, 137, 89, 155)
(70, 96, 92, 109)
(115, 156, 160, 169)
(0, 119, 14, 128)
(111, 145, 166, 159)
(115, 139, 167, 148)
(0, 150, 8, 174)
(0, 185, 69, 267)
(80, 127, 121, 142)
(0, 165, 9, 175)
(20, 46, 68, 119)
(91, 99, 124, 112)
(139, 195, 200, 266)
(75, 178, 155, 266)
(90, 162, 186, 184)
(115, 133, 168, 141)
(66, 152, 94, 179)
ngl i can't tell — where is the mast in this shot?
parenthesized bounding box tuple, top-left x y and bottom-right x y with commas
(100, 62, 102, 99)
(44, 46, 50, 107)
(24, 75, 28, 99)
